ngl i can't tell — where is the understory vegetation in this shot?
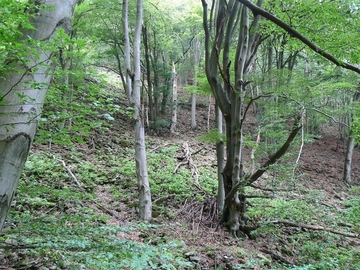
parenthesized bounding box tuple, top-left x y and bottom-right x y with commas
(1, 0, 360, 269)
(1, 79, 360, 269)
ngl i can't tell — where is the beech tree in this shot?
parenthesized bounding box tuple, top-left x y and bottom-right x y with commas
(201, 0, 303, 235)
(0, 0, 79, 232)
(123, 0, 152, 221)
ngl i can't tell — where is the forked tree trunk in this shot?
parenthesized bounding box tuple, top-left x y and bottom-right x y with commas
(202, 0, 296, 235)
(0, 0, 79, 232)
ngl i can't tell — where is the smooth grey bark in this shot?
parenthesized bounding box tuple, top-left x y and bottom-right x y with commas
(122, 0, 133, 104)
(191, 93, 197, 129)
(215, 103, 225, 211)
(170, 63, 178, 133)
(191, 38, 200, 130)
(0, 0, 79, 232)
(344, 131, 356, 184)
(133, 0, 152, 221)
(142, 26, 154, 122)
(343, 92, 360, 184)
(123, 0, 152, 221)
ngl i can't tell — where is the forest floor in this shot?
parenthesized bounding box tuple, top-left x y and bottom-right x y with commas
(1, 83, 360, 269)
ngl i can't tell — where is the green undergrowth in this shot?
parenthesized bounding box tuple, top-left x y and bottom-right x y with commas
(246, 187, 360, 270)
(0, 145, 217, 268)
(1, 212, 192, 269)
(2, 136, 360, 269)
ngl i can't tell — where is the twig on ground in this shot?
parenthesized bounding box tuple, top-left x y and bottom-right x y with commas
(55, 157, 85, 192)
(153, 194, 175, 205)
(150, 143, 170, 152)
(246, 195, 274, 199)
(249, 184, 294, 192)
(55, 156, 122, 220)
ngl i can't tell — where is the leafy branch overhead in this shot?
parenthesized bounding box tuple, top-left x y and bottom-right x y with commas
(238, 0, 360, 75)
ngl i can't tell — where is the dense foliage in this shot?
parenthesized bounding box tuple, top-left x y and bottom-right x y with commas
(1, 0, 360, 269)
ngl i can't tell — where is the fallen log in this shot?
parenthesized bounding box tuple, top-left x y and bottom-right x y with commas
(268, 219, 359, 238)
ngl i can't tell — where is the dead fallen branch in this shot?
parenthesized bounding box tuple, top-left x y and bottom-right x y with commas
(173, 141, 201, 188)
(55, 157, 85, 191)
(249, 184, 294, 192)
(153, 194, 175, 205)
(55, 156, 122, 220)
(268, 219, 359, 238)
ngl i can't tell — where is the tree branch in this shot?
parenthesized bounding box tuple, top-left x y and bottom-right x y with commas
(237, 0, 360, 75)
(225, 113, 302, 206)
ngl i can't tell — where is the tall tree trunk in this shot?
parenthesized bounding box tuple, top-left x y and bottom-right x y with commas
(191, 38, 200, 130)
(170, 62, 178, 133)
(57, 44, 73, 130)
(142, 26, 154, 122)
(0, 0, 79, 232)
(122, 0, 133, 104)
(133, 0, 152, 221)
(344, 131, 356, 184)
(202, 0, 295, 236)
(343, 91, 360, 184)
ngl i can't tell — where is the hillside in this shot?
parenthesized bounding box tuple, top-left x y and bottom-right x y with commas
(1, 79, 360, 270)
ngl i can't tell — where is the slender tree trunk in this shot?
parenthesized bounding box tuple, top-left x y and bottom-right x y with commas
(191, 93, 197, 129)
(207, 95, 211, 131)
(215, 103, 225, 211)
(122, 0, 133, 104)
(343, 92, 360, 184)
(191, 39, 200, 130)
(142, 26, 154, 122)
(170, 63, 178, 133)
(133, 0, 152, 221)
(344, 132, 356, 184)
(0, 0, 79, 232)
(58, 45, 73, 130)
